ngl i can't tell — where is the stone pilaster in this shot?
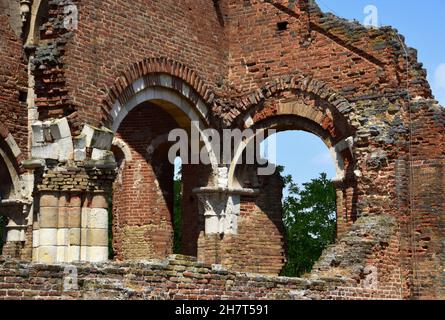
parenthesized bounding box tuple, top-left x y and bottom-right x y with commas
(26, 118, 116, 264)
(80, 192, 109, 263)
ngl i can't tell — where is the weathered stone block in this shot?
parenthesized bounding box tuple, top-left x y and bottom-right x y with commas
(69, 228, 81, 245)
(49, 118, 71, 140)
(31, 121, 45, 146)
(81, 246, 108, 263)
(57, 228, 69, 246)
(39, 229, 58, 246)
(56, 246, 68, 263)
(37, 246, 57, 264)
(68, 246, 81, 262)
(91, 194, 108, 209)
(74, 148, 87, 161)
(40, 192, 59, 207)
(39, 207, 59, 228)
(91, 148, 115, 161)
(81, 125, 114, 150)
(84, 208, 108, 229)
(82, 229, 108, 247)
(68, 207, 81, 228)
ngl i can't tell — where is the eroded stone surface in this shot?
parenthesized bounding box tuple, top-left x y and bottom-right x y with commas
(0, 0, 443, 300)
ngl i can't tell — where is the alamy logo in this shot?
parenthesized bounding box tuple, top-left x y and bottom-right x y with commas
(64, 3, 79, 31)
(363, 5, 379, 28)
(167, 121, 277, 176)
(63, 265, 78, 291)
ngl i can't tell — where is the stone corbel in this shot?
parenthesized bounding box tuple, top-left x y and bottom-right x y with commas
(194, 187, 258, 236)
(20, 0, 32, 24)
(196, 192, 227, 235)
(0, 199, 32, 243)
(330, 136, 354, 183)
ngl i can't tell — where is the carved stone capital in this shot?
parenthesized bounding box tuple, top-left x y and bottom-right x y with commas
(20, 0, 32, 23)
(195, 187, 253, 236)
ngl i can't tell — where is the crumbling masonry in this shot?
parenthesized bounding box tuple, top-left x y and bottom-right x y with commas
(0, 0, 444, 299)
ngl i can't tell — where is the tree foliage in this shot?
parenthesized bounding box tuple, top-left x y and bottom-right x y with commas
(280, 167, 337, 277)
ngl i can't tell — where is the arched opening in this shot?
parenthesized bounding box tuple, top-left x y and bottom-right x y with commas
(24, 0, 50, 46)
(173, 157, 183, 254)
(227, 111, 356, 275)
(0, 146, 17, 256)
(0, 152, 14, 200)
(110, 87, 214, 261)
(260, 131, 337, 277)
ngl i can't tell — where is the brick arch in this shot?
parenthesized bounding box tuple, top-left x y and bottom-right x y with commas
(228, 114, 355, 189)
(0, 122, 23, 174)
(225, 74, 354, 128)
(226, 87, 358, 241)
(227, 77, 356, 187)
(101, 57, 216, 127)
(24, 0, 50, 45)
(0, 123, 23, 197)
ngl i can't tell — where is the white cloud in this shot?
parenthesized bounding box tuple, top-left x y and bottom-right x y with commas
(434, 63, 445, 89)
(312, 150, 333, 166)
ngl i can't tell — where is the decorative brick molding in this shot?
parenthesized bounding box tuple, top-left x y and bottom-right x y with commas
(219, 74, 354, 127)
(101, 58, 215, 127)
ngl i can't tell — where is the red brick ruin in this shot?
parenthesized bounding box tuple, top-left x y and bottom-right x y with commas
(0, 0, 443, 299)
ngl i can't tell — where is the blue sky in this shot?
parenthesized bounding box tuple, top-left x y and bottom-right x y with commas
(270, 0, 445, 188)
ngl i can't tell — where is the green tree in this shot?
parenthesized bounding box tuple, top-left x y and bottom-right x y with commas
(280, 167, 336, 277)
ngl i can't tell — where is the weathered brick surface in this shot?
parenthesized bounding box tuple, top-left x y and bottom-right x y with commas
(0, 0, 444, 300)
(225, 0, 430, 100)
(112, 103, 207, 260)
(221, 173, 286, 275)
(0, 254, 400, 300)
(0, 9, 27, 154)
(0, 214, 412, 302)
(61, 0, 227, 127)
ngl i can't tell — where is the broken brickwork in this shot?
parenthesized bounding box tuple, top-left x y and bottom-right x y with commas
(0, 0, 444, 299)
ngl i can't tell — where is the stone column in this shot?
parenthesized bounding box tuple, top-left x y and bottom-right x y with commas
(28, 117, 116, 264)
(196, 191, 228, 265)
(37, 192, 59, 264)
(33, 191, 85, 263)
(67, 192, 82, 262)
(80, 192, 109, 263)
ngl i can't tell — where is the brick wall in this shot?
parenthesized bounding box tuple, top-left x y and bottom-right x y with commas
(112, 103, 210, 260)
(0, 0, 443, 300)
(406, 101, 445, 299)
(0, 10, 27, 153)
(31, 0, 229, 126)
(0, 254, 404, 300)
(221, 173, 286, 275)
(224, 0, 430, 100)
(112, 103, 178, 260)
